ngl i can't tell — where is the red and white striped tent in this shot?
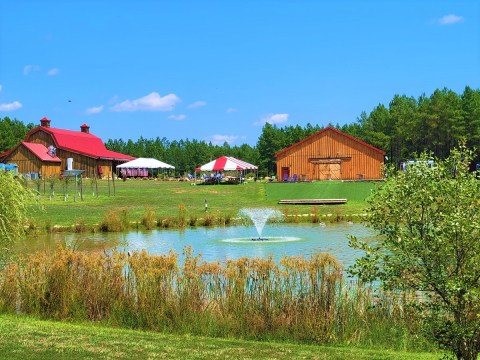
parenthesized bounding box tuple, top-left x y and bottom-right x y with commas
(195, 156, 258, 172)
(195, 156, 258, 182)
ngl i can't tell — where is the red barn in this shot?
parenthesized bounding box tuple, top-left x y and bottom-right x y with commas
(0, 117, 134, 178)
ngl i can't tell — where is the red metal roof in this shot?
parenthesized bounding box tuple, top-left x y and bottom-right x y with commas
(274, 126, 386, 158)
(25, 126, 135, 161)
(22, 142, 62, 162)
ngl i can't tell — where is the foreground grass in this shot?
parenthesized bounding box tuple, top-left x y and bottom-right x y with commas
(0, 314, 440, 360)
(27, 180, 377, 228)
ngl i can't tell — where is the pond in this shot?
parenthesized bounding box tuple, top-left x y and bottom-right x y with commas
(21, 223, 374, 268)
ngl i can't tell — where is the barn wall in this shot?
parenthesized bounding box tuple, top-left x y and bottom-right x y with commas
(5, 145, 61, 178)
(275, 130, 384, 181)
(27, 130, 112, 178)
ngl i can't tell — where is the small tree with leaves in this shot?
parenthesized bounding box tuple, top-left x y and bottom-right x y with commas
(349, 146, 480, 360)
(0, 172, 35, 265)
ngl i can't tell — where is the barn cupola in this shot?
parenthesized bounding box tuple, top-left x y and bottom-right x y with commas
(80, 123, 90, 134)
(40, 117, 51, 128)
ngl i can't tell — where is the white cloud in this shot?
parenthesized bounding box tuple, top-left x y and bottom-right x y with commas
(209, 134, 239, 146)
(226, 107, 238, 113)
(439, 14, 463, 25)
(254, 113, 289, 126)
(23, 64, 40, 75)
(0, 101, 22, 111)
(188, 100, 207, 109)
(111, 92, 180, 112)
(108, 95, 120, 105)
(86, 105, 104, 114)
(0, 84, 2, 92)
(169, 114, 187, 121)
(47, 68, 60, 76)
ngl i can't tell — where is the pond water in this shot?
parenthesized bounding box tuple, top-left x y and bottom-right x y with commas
(21, 223, 374, 268)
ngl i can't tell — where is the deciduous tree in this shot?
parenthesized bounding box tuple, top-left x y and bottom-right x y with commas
(0, 171, 35, 265)
(350, 147, 480, 360)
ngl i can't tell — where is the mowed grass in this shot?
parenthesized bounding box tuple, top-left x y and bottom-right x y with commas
(0, 314, 440, 360)
(26, 179, 377, 228)
(28, 180, 265, 227)
(265, 181, 378, 202)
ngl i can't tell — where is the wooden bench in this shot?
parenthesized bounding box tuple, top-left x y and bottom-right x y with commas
(278, 199, 347, 205)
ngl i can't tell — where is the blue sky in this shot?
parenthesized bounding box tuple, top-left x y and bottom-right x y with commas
(0, 1, 478, 146)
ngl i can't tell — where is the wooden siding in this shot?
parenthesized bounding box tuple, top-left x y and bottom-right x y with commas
(27, 130, 113, 178)
(5, 145, 61, 178)
(275, 129, 384, 181)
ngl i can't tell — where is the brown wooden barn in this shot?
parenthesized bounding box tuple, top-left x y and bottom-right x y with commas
(274, 126, 386, 181)
(0, 117, 135, 178)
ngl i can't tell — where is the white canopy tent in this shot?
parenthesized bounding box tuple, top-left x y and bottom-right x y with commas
(117, 158, 175, 169)
(116, 157, 174, 178)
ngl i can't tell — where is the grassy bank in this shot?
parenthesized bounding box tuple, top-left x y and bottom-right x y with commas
(0, 314, 441, 360)
(26, 179, 378, 230)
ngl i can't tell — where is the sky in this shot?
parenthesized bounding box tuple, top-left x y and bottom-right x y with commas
(0, 1, 479, 146)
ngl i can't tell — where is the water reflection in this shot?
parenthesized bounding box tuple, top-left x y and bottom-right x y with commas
(21, 223, 373, 267)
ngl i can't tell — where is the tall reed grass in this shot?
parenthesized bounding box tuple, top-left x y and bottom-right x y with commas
(141, 207, 157, 230)
(99, 207, 130, 232)
(0, 247, 431, 351)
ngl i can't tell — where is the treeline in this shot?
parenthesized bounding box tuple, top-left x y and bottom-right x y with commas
(339, 86, 480, 166)
(1, 86, 479, 176)
(105, 137, 261, 176)
(0, 117, 35, 154)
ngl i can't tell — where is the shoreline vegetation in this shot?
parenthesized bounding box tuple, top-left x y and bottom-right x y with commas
(25, 179, 376, 234)
(0, 247, 436, 355)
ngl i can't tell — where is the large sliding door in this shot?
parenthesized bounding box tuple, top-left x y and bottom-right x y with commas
(312, 159, 342, 180)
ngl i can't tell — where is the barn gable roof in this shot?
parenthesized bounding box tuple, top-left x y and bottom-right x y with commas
(274, 126, 386, 158)
(25, 126, 135, 161)
(22, 142, 62, 162)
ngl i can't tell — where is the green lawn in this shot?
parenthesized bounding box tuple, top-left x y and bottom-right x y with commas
(265, 180, 378, 202)
(26, 179, 377, 228)
(0, 314, 441, 360)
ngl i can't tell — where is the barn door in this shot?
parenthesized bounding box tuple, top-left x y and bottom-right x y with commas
(318, 164, 329, 180)
(329, 163, 341, 179)
(316, 161, 341, 180)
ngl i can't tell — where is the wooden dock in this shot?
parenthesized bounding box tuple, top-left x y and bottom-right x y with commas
(278, 199, 347, 205)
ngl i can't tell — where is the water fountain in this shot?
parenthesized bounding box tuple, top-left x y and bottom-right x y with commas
(239, 208, 283, 241)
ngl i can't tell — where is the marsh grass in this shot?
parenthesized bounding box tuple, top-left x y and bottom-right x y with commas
(99, 207, 130, 232)
(157, 215, 177, 229)
(202, 215, 215, 226)
(188, 215, 198, 227)
(74, 218, 87, 233)
(178, 204, 187, 228)
(0, 247, 431, 352)
(141, 207, 156, 230)
(310, 206, 320, 223)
